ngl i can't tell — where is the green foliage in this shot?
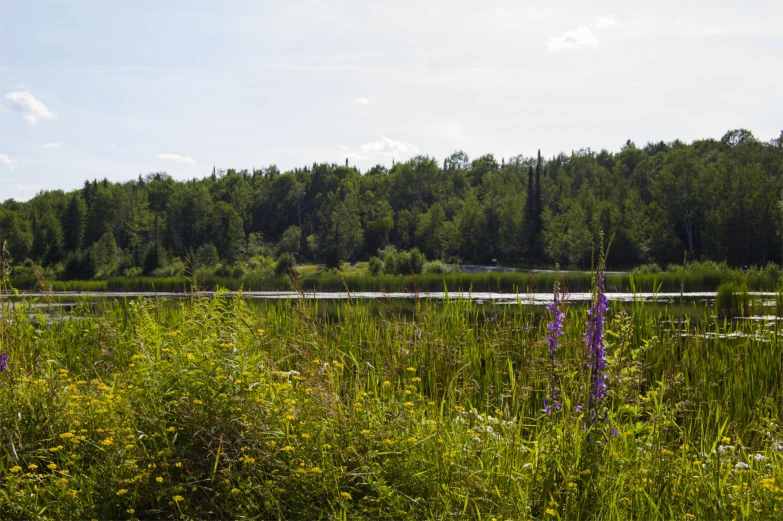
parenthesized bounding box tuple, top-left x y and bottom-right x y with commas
(2, 290, 783, 519)
(274, 252, 296, 275)
(3, 130, 783, 280)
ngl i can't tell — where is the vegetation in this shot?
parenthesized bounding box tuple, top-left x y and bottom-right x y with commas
(2, 129, 783, 287)
(1, 264, 783, 519)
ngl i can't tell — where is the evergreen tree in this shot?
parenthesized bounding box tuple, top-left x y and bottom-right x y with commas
(62, 193, 87, 252)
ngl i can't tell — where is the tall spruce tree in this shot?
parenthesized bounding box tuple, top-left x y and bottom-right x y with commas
(523, 165, 535, 260)
(534, 150, 544, 258)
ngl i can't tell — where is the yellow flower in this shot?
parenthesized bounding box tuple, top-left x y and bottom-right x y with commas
(167, 427, 176, 432)
(10, 466, 22, 473)
(116, 489, 128, 496)
(722, 436, 731, 444)
(661, 448, 674, 456)
(173, 495, 184, 502)
(47, 463, 57, 470)
(545, 508, 557, 517)
(126, 509, 135, 515)
(310, 467, 322, 474)
(382, 380, 392, 387)
(59, 432, 75, 439)
(281, 445, 294, 452)
(187, 353, 196, 361)
(257, 328, 265, 334)
(580, 469, 591, 476)
(156, 477, 164, 483)
(301, 434, 310, 439)
(100, 438, 113, 447)
(231, 488, 241, 494)
(406, 366, 416, 372)
(340, 491, 353, 500)
(193, 399, 203, 405)
(403, 402, 414, 407)
(175, 462, 182, 468)
(27, 464, 38, 470)
(322, 444, 331, 450)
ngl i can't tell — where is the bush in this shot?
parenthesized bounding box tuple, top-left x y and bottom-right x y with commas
(368, 256, 382, 276)
(275, 252, 296, 275)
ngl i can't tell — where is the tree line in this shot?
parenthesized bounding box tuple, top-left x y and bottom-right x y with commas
(1, 128, 782, 279)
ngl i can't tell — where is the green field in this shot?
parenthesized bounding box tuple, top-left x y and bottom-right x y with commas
(1, 278, 782, 520)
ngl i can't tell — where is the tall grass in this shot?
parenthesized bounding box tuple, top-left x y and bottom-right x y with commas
(10, 264, 782, 293)
(1, 288, 782, 519)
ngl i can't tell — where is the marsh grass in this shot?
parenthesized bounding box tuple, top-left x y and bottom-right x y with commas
(11, 264, 780, 294)
(0, 283, 782, 519)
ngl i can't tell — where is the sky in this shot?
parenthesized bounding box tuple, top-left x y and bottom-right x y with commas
(1, 0, 782, 201)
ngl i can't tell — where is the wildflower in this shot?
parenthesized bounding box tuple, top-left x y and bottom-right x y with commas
(322, 444, 331, 450)
(722, 436, 731, 444)
(47, 463, 57, 470)
(0, 353, 8, 372)
(59, 432, 75, 439)
(231, 488, 240, 494)
(175, 462, 182, 468)
(100, 438, 113, 447)
(193, 399, 203, 405)
(310, 466, 322, 473)
(544, 286, 565, 414)
(404, 402, 414, 407)
(340, 491, 353, 500)
(10, 465, 22, 473)
(406, 366, 416, 372)
(301, 434, 310, 439)
(116, 489, 128, 496)
(126, 509, 135, 515)
(173, 495, 184, 502)
(281, 445, 294, 452)
(28, 464, 38, 470)
(383, 380, 392, 387)
(585, 274, 608, 421)
(156, 477, 164, 483)
(545, 508, 557, 517)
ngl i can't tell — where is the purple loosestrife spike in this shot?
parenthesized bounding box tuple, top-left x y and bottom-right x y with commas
(585, 275, 608, 421)
(0, 353, 7, 373)
(545, 289, 565, 414)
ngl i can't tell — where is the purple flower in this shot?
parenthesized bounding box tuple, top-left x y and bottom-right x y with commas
(585, 275, 608, 420)
(0, 353, 7, 373)
(575, 405, 583, 413)
(545, 289, 565, 414)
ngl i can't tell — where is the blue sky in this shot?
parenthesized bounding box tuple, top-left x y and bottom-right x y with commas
(1, 0, 781, 201)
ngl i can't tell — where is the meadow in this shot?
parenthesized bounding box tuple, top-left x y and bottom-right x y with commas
(1, 278, 782, 519)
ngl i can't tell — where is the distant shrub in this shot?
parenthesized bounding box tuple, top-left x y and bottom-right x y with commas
(632, 263, 661, 274)
(275, 253, 296, 275)
(368, 256, 382, 276)
(423, 260, 456, 274)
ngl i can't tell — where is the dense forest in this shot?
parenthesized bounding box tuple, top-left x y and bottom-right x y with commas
(1, 128, 782, 280)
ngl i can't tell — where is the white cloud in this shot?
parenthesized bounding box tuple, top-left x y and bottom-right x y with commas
(341, 137, 419, 163)
(0, 154, 18, 170)
(157, 153, 197, 164)
(5, 91, 56, 124)
(352, 97, 370, 105)
(42, 142, 62, 149)
(547, 26, 600, 52)
(105, 144, 127, 152)
(595, 16, 616, 29)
